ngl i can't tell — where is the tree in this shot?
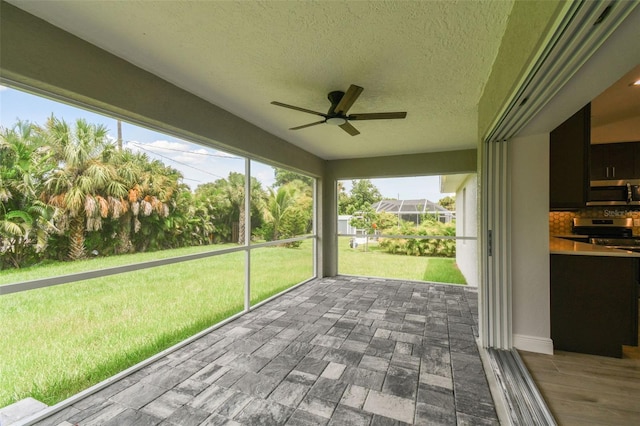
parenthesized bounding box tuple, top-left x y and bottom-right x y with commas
(273, 168, 313, 188)
(439, 195, 456, 211)
(133, 158, 180, 251)
(162, 184, 214, 248)
(196, 180, 234, 242)
(0, 121, 57, 268)
(340, 179, 383, 215)
(42, 117, 127, 260)
(108, 149, 142, 254)
(226, 172, 248, 244)
(208, 172, 266, 244)
(262, 185, 296, 241)
(337, 181, 350, 215)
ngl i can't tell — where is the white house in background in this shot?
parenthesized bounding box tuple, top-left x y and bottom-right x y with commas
(371, 198, 454, 224)
(441, 174, 478, 287)
(337, 215, 357, 235)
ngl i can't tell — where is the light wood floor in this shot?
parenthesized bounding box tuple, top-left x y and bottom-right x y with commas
(520, 311, 640, 425)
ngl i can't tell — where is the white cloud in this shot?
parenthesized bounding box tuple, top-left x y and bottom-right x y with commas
(0, 85, 8, 92)
(124, 139, 212, 166)
(123, 140, 142, 153)
(253, 170, 276, 187)
(147, 139, 192, 153)
(212, 150, 238, 158)
(120, 139, 275, 189)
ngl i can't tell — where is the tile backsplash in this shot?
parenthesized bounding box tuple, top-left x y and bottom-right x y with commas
(550, 208, 640, 236)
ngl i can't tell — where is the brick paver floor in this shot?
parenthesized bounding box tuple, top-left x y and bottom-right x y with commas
(35, 276, 498, 425)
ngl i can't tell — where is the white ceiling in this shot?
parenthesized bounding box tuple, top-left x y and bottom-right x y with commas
(591, 63, 640, 128)
(9, 0, 514, 160)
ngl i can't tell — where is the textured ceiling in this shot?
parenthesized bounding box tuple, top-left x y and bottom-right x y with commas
(9, 0, 514, 160)
(592, 63, 640, 128)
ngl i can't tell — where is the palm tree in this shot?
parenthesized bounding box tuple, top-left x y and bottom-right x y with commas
(129, 158, 179, 252)
(222, 172, 265, 244)
(0, 202, 57, 268)
(108, 149, 143, 254)
(0, 120, 51, 205)
(0, 120, 56, 268)
(196, 180, 234, 242)
(263, 185, 297, 241)
(43, 117, 127, 260)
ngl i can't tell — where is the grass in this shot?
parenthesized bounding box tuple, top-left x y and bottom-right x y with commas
(0, 237, 467, 409)
(0, 242, 312, 408)
(338, 237, 467, 284)
(422, 257, 467, 284)
(0, 243, 236, 286)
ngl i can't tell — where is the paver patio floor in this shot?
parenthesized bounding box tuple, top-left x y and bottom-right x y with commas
(35, 276, 498, 425)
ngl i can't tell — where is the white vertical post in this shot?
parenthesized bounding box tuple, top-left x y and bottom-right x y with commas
(313, 177, 318, 278)
(244, 159, 251, 312)
(481, 139, 512, 350)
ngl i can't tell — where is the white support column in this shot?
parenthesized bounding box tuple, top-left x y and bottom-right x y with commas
(244, 159, 251, 311)
(313, 177, 319, 278)
(481, 139, 512, 350)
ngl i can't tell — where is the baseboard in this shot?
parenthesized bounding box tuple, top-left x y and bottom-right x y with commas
(513, 334, 554, 355)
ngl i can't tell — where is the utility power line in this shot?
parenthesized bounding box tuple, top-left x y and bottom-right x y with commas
(128, 141, 241, 159)
(128, 141, 227, 181)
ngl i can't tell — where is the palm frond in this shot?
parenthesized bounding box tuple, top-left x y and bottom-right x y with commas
(0, 220, 24, 236)
(66, 187, 85, 215)
(106, 180, 127, 198)
(96, 195, 109, 218)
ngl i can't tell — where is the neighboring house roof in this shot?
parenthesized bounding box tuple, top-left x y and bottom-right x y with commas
(372, 199, 450, 214)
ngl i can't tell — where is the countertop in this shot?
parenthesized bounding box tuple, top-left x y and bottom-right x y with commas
(550, 236, 640, 257)
(551, 234, 589, 240)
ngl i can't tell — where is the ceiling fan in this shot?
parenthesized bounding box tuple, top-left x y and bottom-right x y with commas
(271, 84, 407, 136)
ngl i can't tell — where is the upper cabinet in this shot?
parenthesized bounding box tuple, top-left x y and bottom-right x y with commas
(590, 142, 637, 181)
(590, 63, 640, 182)
(549, 65, 639, 210)
(550, 104, 590, 210)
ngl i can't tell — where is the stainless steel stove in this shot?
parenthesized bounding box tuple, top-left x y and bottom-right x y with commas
(573, 218, 640, 252)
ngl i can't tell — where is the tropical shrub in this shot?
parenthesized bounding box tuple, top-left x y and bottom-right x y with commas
(378, 219, 456, 257)
(258, 180, 312, 248)
(0, 121, 58, 268)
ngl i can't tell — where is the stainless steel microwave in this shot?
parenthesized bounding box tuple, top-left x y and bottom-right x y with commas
(587, 179, 640, 206)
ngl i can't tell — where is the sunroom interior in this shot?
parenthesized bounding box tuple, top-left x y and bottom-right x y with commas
(2, 0, 640, 425)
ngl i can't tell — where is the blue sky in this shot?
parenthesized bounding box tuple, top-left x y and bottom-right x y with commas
(0, 84, 452, 200)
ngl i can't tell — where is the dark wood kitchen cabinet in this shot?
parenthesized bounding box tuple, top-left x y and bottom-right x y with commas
(549, 104, 590, 209)
(551, 254, 638, 358)
(590, 142, 636, 180)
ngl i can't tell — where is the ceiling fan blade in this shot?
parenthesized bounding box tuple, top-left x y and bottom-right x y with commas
(290, 120, 326, 130)
(334, 85, 364, 115)
(339, 121, 360, 136)
(348, 112, 407, 120)
(271, 101, 327, 117)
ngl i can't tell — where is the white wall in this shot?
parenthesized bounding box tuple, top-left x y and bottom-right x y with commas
(456, 174, 478, 287)
(509, 132, 553, 354)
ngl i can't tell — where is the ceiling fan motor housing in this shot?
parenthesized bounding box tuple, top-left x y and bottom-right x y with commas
(327, 90, 346, 114)
(270, 84, 406, 136)
(326, 90, 347, 123)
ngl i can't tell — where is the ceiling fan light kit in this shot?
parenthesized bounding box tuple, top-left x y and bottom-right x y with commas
(271, 84, 407, 136)
(326, 117, 347, 126)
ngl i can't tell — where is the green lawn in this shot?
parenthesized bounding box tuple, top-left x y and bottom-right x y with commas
(0, 243, 312, 408)
(422, 257, 467, 284)
(0, 238, 466, 408)
(338, 237, 467, 284)
(0, 243, 236, 286)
